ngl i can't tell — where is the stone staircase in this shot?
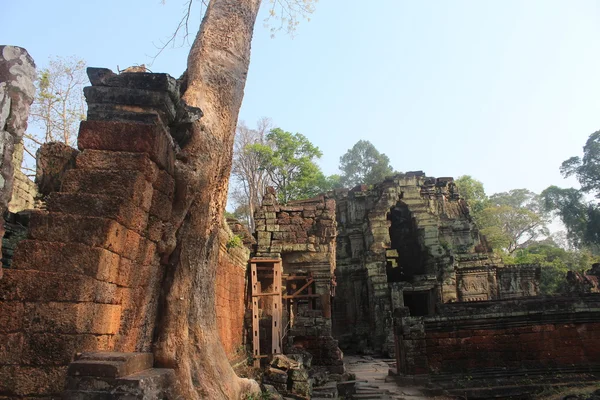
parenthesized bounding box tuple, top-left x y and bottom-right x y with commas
(63, 352, 175, 399)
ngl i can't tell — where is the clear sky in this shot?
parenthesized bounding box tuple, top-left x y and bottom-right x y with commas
(3, 0, 600, 196)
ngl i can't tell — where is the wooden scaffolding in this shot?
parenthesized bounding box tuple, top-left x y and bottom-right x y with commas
(249, 258, 283, 367)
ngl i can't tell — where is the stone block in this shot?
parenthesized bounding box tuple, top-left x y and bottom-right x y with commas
(149, 189, 172, 222)
(146, 216, 164, 243)
(0, 332, 23, 364)
(0, 301, 23, 333)
(24, 302, 121, 335)
(84, 86, 176, 123)
(0, 270, 118, 304)
(68, 352, 153, 378)
(29, 212, 128, 255)
(76, 150, 159, 182)
(12, 240, 120, 283)
(0, 365, 67, 396)
(153, 169, 174, 197)
(77, 120, 174, 174)
(264, 367, 288, 384)
(22, 333, 114, 366)
(46, 193, 149, 234)
(61, 169, 153, 212)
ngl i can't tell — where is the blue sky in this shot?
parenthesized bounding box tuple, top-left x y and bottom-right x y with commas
(3, 0, 600, 196)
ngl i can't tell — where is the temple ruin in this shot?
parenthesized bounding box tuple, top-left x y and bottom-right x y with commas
(1, 47, 600, 399)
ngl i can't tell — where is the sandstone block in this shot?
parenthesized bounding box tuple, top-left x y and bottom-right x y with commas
(149, 189, 172, 222)
(46, 193, 149, 234)
(11, 240, 120, 283)
(0, 333, 23, 364)
(24, 302, 121, 335)
(61, 169, 153, 212)
(29, 212, 128, 255)
(76, 150, 159, 182)
(153, 169, 174, 197)
(22, 333, 114, 366)
(0, 301, 23, 333)
(77, 120, 174, 174)
(68, 352, 153, 378)
(0, 270, 118, 304)
(0, 365, 67, 396)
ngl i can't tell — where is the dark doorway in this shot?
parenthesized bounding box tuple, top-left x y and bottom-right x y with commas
(403, 291, 432, 316)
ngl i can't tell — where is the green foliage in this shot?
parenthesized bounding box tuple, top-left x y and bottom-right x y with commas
(226, 235, 244, 250)
(542, 130, 600, 252)
(455, 178, 549, 254)
(249, 128, 328, 203)
(339, 140, 394, 188)
(455, 175, 488, 218)
(505, 243, 599, 294)
(560, 130, 600, 197)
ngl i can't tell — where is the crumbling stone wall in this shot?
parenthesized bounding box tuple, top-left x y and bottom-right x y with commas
(396, 295, 600, 376)
(0, 46, 36, 278)
(0, 68, 181, 398)
(333, 173, 539, 356)
(217, 218, 251, 360)
(254, 189, 343, 372)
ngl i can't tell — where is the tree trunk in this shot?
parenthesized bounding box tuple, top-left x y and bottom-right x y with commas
(154, 0, 261, 398)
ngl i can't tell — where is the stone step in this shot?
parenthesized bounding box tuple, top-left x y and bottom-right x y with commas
(64, 367, 175, 400)
(67, 352, 154, 379)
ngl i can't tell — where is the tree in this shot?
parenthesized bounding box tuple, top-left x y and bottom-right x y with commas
(154, 2, 316, 399)
(542, 130, 600, 252)
(250, 127, 326, 203)
(455, 175, 487, 219)
(26, 56, 87, 168)
(477, 189, 549, 254)
(339, 140, 394, 187)
(230, 118, 273, 230)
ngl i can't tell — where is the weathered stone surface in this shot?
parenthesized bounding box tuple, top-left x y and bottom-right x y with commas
(0, 46, 36, 277)
(35, 141, 79, 198)
(68, 352, 153, 378)
(77, 120, 175, 174)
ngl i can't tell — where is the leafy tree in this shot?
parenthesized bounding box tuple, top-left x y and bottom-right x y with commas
(455, 175, 488, 218)
(505, 242, 599, 294)
(24, 56, 87, 171)
(542, 186, 600, 251)
(230, 118, 273, 230)
(250, 128, 326, 203)
(560, 130, 600, 196)
(478, 189, 549, 254)
(339, 140, 394, 187)
(542, 130, 600, 252)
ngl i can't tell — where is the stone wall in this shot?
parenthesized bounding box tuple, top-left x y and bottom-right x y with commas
(216, 219, 250, 360)
(333, 173, 539, 356)
(0, 67, 185, 398)
(395, 295, 600, 377)
(253, 189, 343, 372)
(0, 46, 36, 278)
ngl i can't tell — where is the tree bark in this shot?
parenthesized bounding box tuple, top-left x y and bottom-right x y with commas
(154, 0, 262, 399)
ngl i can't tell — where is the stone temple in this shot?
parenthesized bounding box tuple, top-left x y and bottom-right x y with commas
(1, 47, 600, 399)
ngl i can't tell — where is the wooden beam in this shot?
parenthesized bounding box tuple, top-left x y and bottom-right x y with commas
(250, 263, 260, 367)
(289, 278, 314, 298)
(282, 294, 322, 299)
(272, 260, 282, 354)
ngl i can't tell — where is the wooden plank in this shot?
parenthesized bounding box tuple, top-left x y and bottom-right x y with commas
(282, 294, 321, 299)
(249, 258, 281, 263)
(252, 292, 280, 297)
(289, 278, 314, 297)
(250, 263, 260, 367)
(272, 260, 282, 354)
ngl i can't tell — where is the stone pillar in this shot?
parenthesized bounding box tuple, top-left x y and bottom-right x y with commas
(0, 46, 36, 278)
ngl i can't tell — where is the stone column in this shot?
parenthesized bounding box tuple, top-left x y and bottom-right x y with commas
(0, 46, 36, 277)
